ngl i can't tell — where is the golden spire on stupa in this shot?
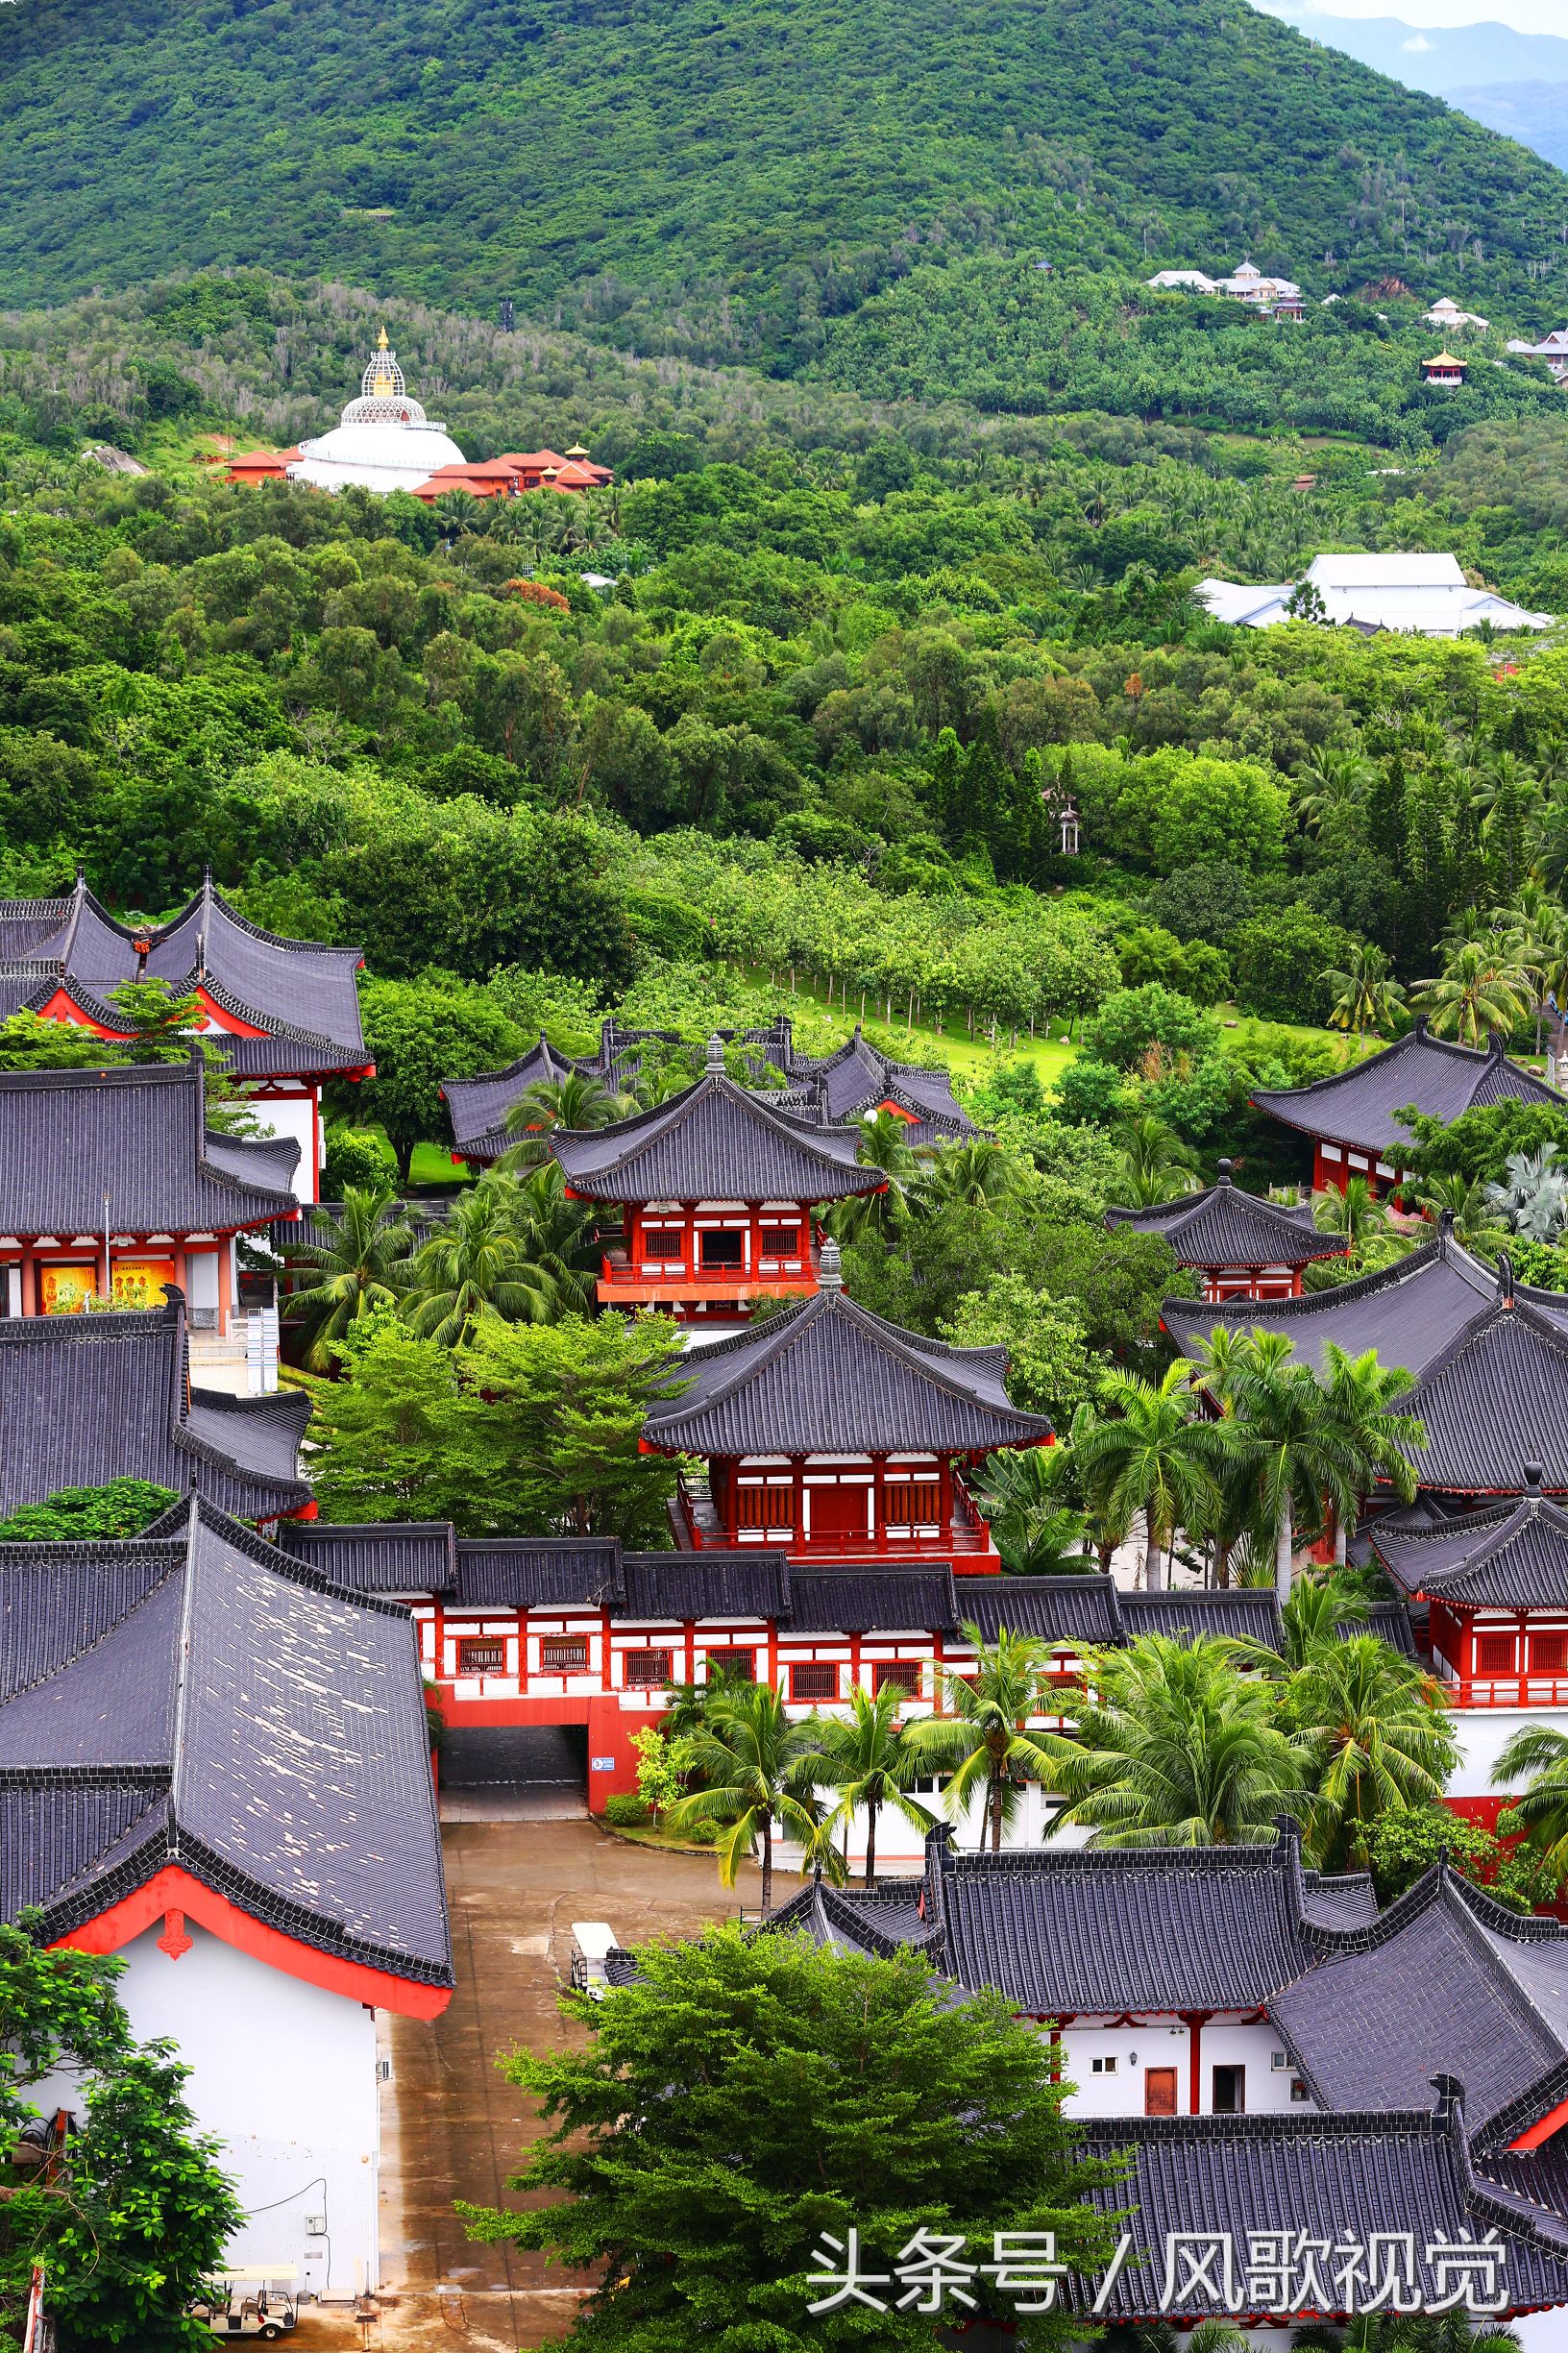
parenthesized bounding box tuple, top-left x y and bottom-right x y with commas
(369, 326, 395, 399)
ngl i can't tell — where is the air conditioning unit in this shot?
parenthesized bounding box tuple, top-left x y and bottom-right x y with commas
(305, 2217, 326, 2238)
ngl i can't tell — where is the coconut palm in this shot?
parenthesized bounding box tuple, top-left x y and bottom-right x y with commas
(1044, 1635, 1312, 1849)
(1409, 936, 1531, 1046)
(1287, 1635, 1458, 1872)
(1491, 1722, 1568, 1886)
(910, 1137, 1019, 1215)
(1310, 1176, 1412, 1275)
(813, 1685, 937, 1885)
(904, 1626, 1064, 1852)
(1319, 1339, 1424, 1561)
(506, 1159, 600, 1314)
(668, 1679, 830, 1915)
(968, 1444, 1095, 1575)
(824, 1108, 915, 1245)
(404, 1176, 561, 1345)
(1075, 1362, 1227, 1590)
(1220, 1331, 1363, 1600)
(1273, 1570, 1366, 1668)
(1291, 2316, 1522, 2353)
(1322, 942, 1406, 1054)
(283, 1184, 412, 1371)
(502, 1068, 628, 1168)
(1414, 1171, 1512, 1257)
(1114, 1110, 1196, 1207)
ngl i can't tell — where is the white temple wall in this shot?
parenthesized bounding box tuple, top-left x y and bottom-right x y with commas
(1447, 1703, 1568, 1799)
(110, 1923, 380, 2301)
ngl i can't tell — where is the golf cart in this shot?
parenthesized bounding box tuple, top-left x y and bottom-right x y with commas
(193, 2269, 298, 2340)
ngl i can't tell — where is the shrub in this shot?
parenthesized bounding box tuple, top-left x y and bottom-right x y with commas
(322, 1121, 392, 1198)
(603, 1793, 651, 1827)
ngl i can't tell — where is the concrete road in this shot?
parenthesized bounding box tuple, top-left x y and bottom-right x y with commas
(297, 1816, 761, 2352)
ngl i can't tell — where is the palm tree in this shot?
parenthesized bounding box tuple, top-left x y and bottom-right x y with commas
(824, 1109, 915, 1246)
(283, 1184, 412, 1371)
(1287, 1635, 1457, 1871)
(911, 1138, 1019, 1215)
(1075, 1363, 1226, 1590)
(1114, 1110, 1196, 1207)
(502, 1068, 627, 1168)
(1322, 943, 1406, 1055)
(1491, 1722, 1568, 1886)
(1045, 1635, 1311, 1848)
(1414, 1171, 1511, 1257)
(1319, 1340, 1424, 1561)
(1409, 936, 1531, 1046)
(1272, 1570, 1365, 1669)
(404, 1176, 560, 1346)
(968, 1444, 1094, 1575)
(507, 1159, 600, 1314)
(904, 1626, 1063, 1852)
(668, 1680, 829, 1915)
(1291, 2316, 1521, 2353)
(1221, 1331, 1362, 1601)
(813, 1685, 936, 1884)
(1311, 1176, 1412, 1276)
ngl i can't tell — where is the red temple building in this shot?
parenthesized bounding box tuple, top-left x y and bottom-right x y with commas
(0, 870, 373, 1204)
(548, 1038, 886, 1322)
(0, 1058, 299, 1386)
(1250, 1018, 1563, 1196)
(643, 1241, 1053, 1562)
(1106, 1159, 1346, 1299)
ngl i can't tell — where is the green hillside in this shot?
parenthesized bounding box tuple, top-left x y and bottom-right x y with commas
(4, 0, 1568, 373)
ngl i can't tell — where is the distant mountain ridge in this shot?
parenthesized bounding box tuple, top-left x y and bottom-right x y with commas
(1256, 5, 1568, 166)
(3, 0, 1568, 374)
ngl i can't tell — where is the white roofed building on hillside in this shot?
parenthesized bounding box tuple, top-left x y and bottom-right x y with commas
(286, 331, 469, 496)
(1197, 553, 1553, 638)
(1146, 268, 1218, 293)
(1425, 294, 1489, 332)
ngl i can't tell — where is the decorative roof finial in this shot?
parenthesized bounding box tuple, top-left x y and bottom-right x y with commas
(1437, 1206, 1456, 1237)
(819, 1239, 844, 1290)
(378, 325, 390, 351)
(1526, 1460, 1544, 1498)
(1498, 1252, 1516, 1309)
(705, 1033, 725, 1076)
(1216, 1157, 1233, 1186)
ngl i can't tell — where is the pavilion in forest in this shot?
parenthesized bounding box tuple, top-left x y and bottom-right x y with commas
(0, 870, 373, 1204)
(1107, 1159, 1346, 1300)
(1248, 1018, 1564, 1195)
(547, 1039, 886, 1323)
(641, 1241, 1053, 1560)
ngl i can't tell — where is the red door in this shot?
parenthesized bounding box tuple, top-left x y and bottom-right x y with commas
(807, 1483, 870, 1552)
(1144, 2069, 1178, 2118)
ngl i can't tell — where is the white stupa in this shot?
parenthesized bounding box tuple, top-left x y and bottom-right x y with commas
(288, 330, 467, 495)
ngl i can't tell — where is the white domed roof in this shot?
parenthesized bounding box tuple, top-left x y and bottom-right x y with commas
(287, 330, 467, 494)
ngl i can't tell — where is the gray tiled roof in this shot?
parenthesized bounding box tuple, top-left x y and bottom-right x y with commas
(0, 1058, 299, 1234)
(1119, 1589, 1286, 1645)
(618, 1552, 789, 1622)
(1270, 1864, 1568, 2145)
(786, 1565, 962, 1632)
(457, 1539, 625, 1610)
(922, 1823, 1334, 2014)
(644, 1289, 1053, 1456)
(956, 1574, 1124, 1646)
(1107, 1169, 1340, 1267)
(0, 1500, 452, 1987)
(443, 1036, 595, 1161)
(1251, 1019, 1564, 1159)
(1071, 2085, 1568, 2322)
(1394, 1297, 1568, 1494)
(0, 1304, 310, 1521)
(0, 875, 368, 1079)
(1369, 1488, 1568, 1605)
(551, 1073, 882, 1203)
(278, 1519, 458, 1595)
(1163, 1224, 1568, 1379)
(785, 1029, 976, 1140)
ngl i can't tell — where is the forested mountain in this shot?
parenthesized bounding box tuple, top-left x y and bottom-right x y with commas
(1258, 6, 1568, 170)
(4, 0, 1568, 376)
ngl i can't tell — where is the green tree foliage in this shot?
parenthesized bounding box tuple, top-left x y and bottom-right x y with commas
(0, 1478, 176, 1542)
(456, 1927, 1121, 2351)
(0, 1922, 241, 2350)
(355, 977, 524, 1180)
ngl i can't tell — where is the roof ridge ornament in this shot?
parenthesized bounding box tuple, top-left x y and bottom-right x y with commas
(705, 1033, 725, 1076)
(818, 1239, 845, 1290)
(1526, 1459, 1544, 1500)
(1216, 1157, 1233, 1187)
(1498, 1252, 1516, 1310)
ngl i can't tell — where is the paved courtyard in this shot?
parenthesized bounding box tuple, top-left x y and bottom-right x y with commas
(297, 1813, 761, 2351)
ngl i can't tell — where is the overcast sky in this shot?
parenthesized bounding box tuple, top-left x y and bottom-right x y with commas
(1260, 0, 1566, 35)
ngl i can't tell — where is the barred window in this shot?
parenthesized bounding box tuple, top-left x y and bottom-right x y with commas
(1477, 1633, 1515, 1675)
(542, 1637, 588, 1672)
(458, 1638, 505, 1675)
(1532, 1632, 1568, 1676)
(623, 1648, 674, 1688)
(872, 1659, 919, 1698)
(792, 1662, 838, 1703)
(884, 1480, 942, 1525)
(737, 1483, 793, 1529)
